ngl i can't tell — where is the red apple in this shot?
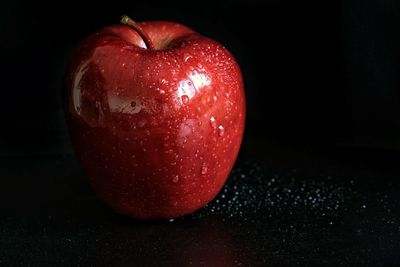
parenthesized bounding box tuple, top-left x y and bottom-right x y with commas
(66, 15, 245, 219)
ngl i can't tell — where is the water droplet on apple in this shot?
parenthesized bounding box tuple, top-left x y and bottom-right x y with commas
(201, 164, 208, 175)
(218, 125, 225, 136)
(181, 95, 189, 105)
(210, 116, 217, 128)
(172, 175, 179, 183)
(184, 53, 192, 62)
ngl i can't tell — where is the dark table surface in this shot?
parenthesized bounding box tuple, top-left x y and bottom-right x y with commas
(1, 139, 400, 267)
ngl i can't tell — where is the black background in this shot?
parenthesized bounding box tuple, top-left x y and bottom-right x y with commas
(2, 0, 400, 266)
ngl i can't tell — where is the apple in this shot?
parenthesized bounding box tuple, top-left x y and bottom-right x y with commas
(65, 15, 245, 219)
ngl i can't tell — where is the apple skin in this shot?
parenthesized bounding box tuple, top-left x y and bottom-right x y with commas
(66, 21, 245, 219)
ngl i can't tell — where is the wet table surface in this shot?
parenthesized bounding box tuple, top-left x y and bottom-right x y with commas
(1, 145, 400, 266)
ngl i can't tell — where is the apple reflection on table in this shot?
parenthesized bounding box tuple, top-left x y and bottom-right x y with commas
(77, 216, 245, 266)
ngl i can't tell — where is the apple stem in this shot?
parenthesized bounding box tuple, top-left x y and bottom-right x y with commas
(120, 15, 155, 50)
